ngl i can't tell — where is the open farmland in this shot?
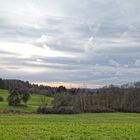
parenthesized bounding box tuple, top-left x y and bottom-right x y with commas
(1, 89, 140, 140)
(0, 113, 140, 140)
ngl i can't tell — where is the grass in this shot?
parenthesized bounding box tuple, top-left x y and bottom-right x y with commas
(0, 89, 53, 113)
(1, 89, 140, 139)
(0, 113, 140, 139)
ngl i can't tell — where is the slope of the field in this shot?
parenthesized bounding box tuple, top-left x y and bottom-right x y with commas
(0, 113, 140, 140)
(0, 89, 53, 113)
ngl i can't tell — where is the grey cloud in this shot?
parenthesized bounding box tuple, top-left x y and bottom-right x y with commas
(0, 0, 140, 85)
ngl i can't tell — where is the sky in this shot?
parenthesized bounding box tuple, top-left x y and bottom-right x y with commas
(0, 0, 140, 88)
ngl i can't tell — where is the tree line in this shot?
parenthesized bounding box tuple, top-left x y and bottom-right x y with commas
(38, 82, 140, 114)
(1, 78, 140, 114)
(0, 78, 56, 96)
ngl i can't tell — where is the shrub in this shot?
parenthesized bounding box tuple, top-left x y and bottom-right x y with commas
(85, 105, 115, 113)
(37, 106, 79, 114)
(0, 96, 4, 102)
(37, 106, 55, 114)
(57, 106, 79, 114)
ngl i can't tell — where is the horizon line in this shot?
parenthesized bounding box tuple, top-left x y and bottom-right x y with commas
(31, 82, 104, 89)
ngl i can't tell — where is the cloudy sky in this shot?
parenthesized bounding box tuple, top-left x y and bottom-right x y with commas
(0, 0, 140, 87)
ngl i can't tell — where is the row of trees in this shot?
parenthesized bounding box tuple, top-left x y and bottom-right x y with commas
(0, 78, 57, 97)
(1, 78, 140, 114)
(38, 83, 140, 114)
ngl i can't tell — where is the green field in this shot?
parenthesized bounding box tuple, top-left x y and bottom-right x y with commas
(0, 89, 53, 113)
(0, 113, 140, 140)
(1, 89, 140, 140)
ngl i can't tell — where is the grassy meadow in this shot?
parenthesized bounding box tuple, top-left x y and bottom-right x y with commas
(0, 89, 53, 113)
(0, 113, 140, 140)
(1, 89, 140, 140)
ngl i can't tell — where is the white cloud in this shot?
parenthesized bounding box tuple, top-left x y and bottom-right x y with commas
(108, 59, 121, 67)
(135, 59, 140, 67)
(36, 35, 55, 46)
(0, 41, 75, 58)
(84, 37, 104, 54)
